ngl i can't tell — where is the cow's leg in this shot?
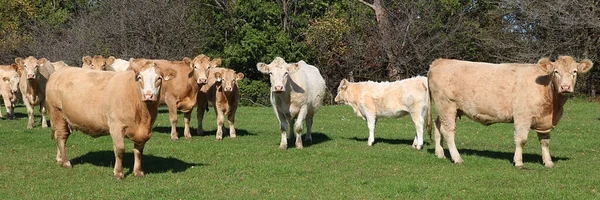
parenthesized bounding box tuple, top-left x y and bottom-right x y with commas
(51, 110, 72, 168)
(513, 122, 530, 168)
(434, 117, 445, 158)
(110, 127, 126, 179)
(304, 115, 313, 144)
(440, 116, 462, 164)
(277, 112, 289, 149)
(366, 114, 377, 146)
(183, 111, 193, 140)
(7, 101, 15, 119)
(40, 102, 48, 128)
(537, 132, 554, 168)
(294, 108, 309, 149)
(410, 110, 425, 150)
(196, 95, 208, 136)
(216, 110, 225, 141)
(0, 98, 5, 118)
(24, 100, 34, 129)
(228, 111, 236, 139)
(132, 142, 146, 177)
(168, 104, 180, 140)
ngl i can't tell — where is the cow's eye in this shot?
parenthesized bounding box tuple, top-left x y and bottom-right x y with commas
(284, 72, 289, 76)
(268, 72, 272, 75)
(553, 70, 559, 74)
(136, 75, 142, 80)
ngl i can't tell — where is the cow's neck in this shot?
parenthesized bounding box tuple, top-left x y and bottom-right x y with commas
(144, 101, 160, 125)
(550, 85, 568, 126)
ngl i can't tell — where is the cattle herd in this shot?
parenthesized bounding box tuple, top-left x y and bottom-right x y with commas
(0, 54, 593, 179)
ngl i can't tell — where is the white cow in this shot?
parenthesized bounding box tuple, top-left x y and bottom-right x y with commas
(257, 57, 326, 149)
(107, 57, 130, 72)
(334, 76, 431, 149)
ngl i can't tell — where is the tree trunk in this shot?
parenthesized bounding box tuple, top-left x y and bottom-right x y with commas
(358, 0, 401, 80)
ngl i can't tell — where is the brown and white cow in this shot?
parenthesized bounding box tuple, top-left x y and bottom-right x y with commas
(46, 58, 176, 179)
(15, 56, 55, 128)
(428, 56, 593, 168)
(334, 76, 431, 149)
(197, 68, 244, 140)
(0, 64, 21, 119)
(82, 55, 116, 70)
(152, 54, 214, 140)
(257, 57, 326, 149)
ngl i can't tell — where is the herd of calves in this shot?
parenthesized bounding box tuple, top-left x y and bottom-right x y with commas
(0, 54, 593, 179)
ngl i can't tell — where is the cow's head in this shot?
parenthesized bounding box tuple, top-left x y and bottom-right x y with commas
(82, 55, 115, 70)
(539, 56, 593, 94)
(257, 57, 299, 93)
(16, 56, 43, 80)
(191, 54, 221, 85)
(2, 66, 20, 94)
(334, 79, 350, 104)
(129, 58, 177, 102)
(214, 69, 244, 93)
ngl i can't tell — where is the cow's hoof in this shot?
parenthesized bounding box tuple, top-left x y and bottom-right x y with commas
(413, 144, 423, 150)
(453, 159, 465, 164)
(114, 172, 124, 180)
(216, 137, 223, 141)
(279, 145, 287, 150)
(184, 136, 192, 140)
(134, 171, 145, 177)
(61, 161, 72, 168)
(170, 137, 179, 141)
(230, 134, 237, 139)
(544, 162, 555, 168)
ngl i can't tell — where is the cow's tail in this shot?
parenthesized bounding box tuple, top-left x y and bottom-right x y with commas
(425, 78, 433, 142)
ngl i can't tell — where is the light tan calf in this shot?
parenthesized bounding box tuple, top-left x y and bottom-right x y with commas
(82, 55, 115, 70)
(428, 56, 593, 168)
(0, 64, 21, 119)
(46, 59, 176, 179)
(334, 76, 431, 149)
(197, 68, 244, 140)
(15, 56, 55, 128)
(152, 54, 213, 140)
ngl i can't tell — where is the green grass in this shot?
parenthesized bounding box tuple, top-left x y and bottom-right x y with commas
(1, 98, 599, 199)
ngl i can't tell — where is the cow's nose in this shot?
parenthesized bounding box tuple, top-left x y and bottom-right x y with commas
(274, 86, 283, 91)
(561, 85, 571, 91)
(27, 74, 35, 79)
(225, 86, 232, 91)
(144, 93, 154, 100)
(198, 78, 207, 84)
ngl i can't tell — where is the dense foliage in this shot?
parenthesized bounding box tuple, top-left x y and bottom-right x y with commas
(1, 0, 599, 104)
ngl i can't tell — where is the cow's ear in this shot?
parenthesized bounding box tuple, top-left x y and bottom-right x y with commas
(182, 57, 192, 67)
(3, 77, 9, 83)
(578, 59, 593, 74)
(106, 56, 116, 66)
(214, 72, 222, 82)
(287, 63, 300, 73)
(538, 58, 554, 74)
(38, 58, 48, 66)
(82, 56, 91, 65)
(211, 58, 222, 67)
(15, 57, 23, 66)
(163, 68, 177, 81)
(339, 79, 348, 90)
(128, 58, 140, 74)
(236, 72, 244, 81)
(10, 64, 18, 72)
(257, 63, 269, 74)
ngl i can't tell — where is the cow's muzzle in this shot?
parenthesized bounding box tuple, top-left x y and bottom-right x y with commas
(273, 86, 284, 92)
(27, 74, 36, 79)
(143, 93, 155, 101)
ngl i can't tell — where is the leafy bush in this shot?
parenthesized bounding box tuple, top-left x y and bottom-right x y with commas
(237, 79, 270, 107)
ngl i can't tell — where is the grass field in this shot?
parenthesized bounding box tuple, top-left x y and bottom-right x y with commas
(0, 98, 599, 199)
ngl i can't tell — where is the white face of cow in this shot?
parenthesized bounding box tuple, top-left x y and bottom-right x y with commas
(2, 71, 20, 93)
(214, 69, 244, 92)
(334, 79, 349, 103)
(256, 57, 299, 93)
(539, 56, 593, 94)
(130, 59, 176, 102)
(16, 56, 41, 80)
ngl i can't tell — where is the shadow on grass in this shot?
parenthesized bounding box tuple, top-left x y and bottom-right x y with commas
(346, 137, 425, 147)
(284, 132, 331, 148)
(426, 148, 570, 166)
(152, 126, 256, 139)
(71, 151, 202, 176)
(1, 112, 28, 120)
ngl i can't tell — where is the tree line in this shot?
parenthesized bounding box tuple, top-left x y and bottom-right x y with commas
(2, 0, 599, 105)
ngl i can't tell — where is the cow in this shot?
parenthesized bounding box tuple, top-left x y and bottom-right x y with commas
(0, 64, 21, 119)
(81, 55, 115, 70)
(106, 56, 130, 72)
(334, 76, 431, 149)
(428, 56, 593, 168)
(256, 57, 326, 149)
(46, 58, 176, 179)
(152, 54, 214, 140)
(15, 56, 55, 128)
(197, 67, 244, 140)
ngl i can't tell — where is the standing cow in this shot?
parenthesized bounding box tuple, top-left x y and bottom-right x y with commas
(46, 59, 176, 179)
(428, 56, 593, 168)
(257, 57, 326, 149)
(81, 55, 115, 70)
(334, 76, 431, 149)
(0, 64, 21, 119)
(15, 56, 55, 129)
(197, 68, 244, 140)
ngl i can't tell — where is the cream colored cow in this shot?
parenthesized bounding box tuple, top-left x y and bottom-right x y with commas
(335, 76, 431, 149)
(0, 64, 20, 119)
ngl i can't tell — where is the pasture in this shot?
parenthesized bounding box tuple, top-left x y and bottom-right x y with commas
(0, 98, 599, 199)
